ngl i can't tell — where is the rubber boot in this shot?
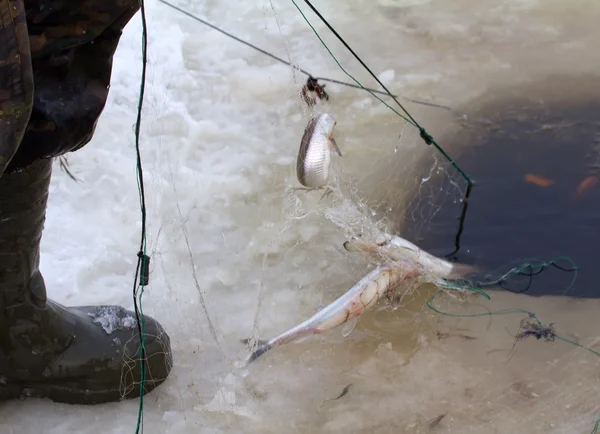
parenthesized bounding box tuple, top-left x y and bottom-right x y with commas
(0, 158, 173, 405)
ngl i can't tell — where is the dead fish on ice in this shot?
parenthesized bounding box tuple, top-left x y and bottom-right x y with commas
(343, 233, 478, 280)
(296, 113, 343, 189)
(242, 265, 412, 365)
(242, 239, 476, 365)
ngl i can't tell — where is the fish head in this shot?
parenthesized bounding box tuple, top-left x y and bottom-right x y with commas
(318, 114, 342, 157)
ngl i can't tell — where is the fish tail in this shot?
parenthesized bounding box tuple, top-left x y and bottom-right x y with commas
(447, 262, 479, 279)
(241, 320, 318, 365)
(243, 340, 274, 365)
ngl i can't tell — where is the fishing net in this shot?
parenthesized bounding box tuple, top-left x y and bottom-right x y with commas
(20, 0, 600, 433)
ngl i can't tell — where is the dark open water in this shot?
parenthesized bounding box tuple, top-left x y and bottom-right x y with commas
(404, 81, 600, 297)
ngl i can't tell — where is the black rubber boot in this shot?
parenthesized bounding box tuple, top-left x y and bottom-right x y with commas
(0, 158, 173, 405)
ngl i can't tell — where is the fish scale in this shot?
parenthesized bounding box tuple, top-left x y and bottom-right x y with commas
(296, 113, 342, 188)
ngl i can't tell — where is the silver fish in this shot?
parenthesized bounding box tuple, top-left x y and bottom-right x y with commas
(343, 233, 477, 280)
(242, 241, 475, 365)
(243, 264, 412, 365)
(296, 113, 343, 189)
(242, 236, 477, 365)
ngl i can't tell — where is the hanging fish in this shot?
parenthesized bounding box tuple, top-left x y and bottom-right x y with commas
(296, 113, 343, 189)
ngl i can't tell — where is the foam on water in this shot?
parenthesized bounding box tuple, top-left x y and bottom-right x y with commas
(3, 0, 600, 433)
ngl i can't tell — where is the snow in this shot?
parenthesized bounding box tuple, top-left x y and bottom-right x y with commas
(87, 306, 137, 335)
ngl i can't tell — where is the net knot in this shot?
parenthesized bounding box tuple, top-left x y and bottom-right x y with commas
(302, 76, 329, 105)
(419, 127, 433, 145)
(138, 251, 151, 287)
(516, 317, 556, 342)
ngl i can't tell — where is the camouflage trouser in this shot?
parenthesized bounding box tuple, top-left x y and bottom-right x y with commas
(0, 0, 140, 177)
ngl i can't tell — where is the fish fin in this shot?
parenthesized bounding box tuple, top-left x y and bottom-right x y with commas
(447, 263, 480, 279)
(389, 236, 419, 252)
(330, 137, 343, 157)
(341, 317, 358, 337)
(398, 244, 419, 254)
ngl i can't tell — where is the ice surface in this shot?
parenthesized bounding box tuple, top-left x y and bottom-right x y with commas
(2, 0, 600, 433)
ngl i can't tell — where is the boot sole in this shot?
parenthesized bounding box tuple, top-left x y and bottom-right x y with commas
(0, 376, 167, 405)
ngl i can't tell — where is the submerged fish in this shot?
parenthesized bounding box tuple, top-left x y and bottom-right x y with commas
(296, 113, 343, 189)
(242, 238, 475, 365)
(574, 174, 598, 197)
(524, 173, 554, 188)
(343, 233, 478, 280)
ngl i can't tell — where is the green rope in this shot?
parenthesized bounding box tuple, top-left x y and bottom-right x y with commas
(133, 0, 150, 432)
(135, 282, 148, 433)
(554, 335, 600, 358)
(427, 257, 599, 433)
(428, 286, 600, 433)
(426, 287, 525, 318)
(289, 0, 473, 185)
(282, 6, 599, 427)
(134, 3, 595, 432)
(289, 0, 414, 125)
(440, 256, 579, 296)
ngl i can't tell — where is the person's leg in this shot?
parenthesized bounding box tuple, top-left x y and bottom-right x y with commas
(1, 0, 173, 404)
(0, 0, 33, 176)
(0, 157, 173, 404)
